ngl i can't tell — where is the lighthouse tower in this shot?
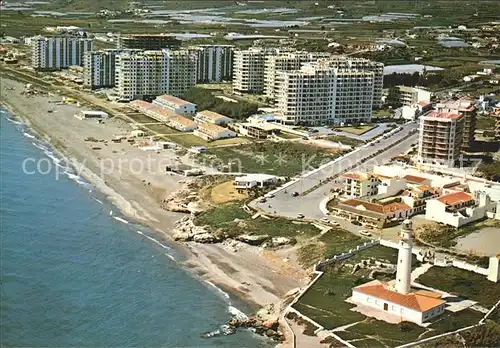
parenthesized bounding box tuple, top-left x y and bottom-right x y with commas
(395, 219, 413, 294)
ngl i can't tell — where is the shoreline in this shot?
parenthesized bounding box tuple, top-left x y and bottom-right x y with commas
(0, 76, 306, 335)
(0, 100, 251, 306)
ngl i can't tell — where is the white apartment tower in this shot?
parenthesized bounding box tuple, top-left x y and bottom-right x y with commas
(188, 45, 234, 83)
(394, 220, 413, 294)
(115, 49, 196, 101)
(325, 57, 384, 108)
(263, 51, 332, 100)
(274, 60, 375, 125)
(233, 48, 277, 94)
(83, 49, 140, 90)
(31, 36, 93, 70)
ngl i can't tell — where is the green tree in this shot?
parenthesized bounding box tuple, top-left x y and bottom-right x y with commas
(386, 87, 403, 108)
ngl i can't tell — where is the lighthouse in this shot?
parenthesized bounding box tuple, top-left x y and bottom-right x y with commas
(395, 219, 413, 294)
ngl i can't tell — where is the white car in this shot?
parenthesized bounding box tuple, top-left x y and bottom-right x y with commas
(360, 230, 372, 237)
(297, 213, 305, 219)
(264, 193, 275, 198)
(321, 217, 330, 223)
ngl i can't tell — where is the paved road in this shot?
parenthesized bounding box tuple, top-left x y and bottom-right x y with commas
(252, 122, 418, 220)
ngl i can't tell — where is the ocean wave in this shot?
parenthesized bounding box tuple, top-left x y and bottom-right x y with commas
(113, 216, 129, 224)
(205, 280, 230, 300)
(23, 132, 36, 139)
(5, 116, 23, 125)
(136, 230, 171, 250)
(91, 196, 103, 204)
(45, 150, 61, 164)
(63, 171, 89, 186)
(165, 253, 176, 261)
(32, 142, 47, 151)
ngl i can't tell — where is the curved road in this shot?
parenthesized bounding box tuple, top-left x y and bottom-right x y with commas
(251, 122, 418, 220)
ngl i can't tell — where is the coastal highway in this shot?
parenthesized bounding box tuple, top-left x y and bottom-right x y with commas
(251, 122, 419, 220)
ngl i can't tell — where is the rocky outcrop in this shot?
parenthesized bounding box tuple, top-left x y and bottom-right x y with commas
(262, 237, 296, 248)
(193, 233, 221, 243)
(236, 234, 269, 246)
(227, 316, 284, 342)
(172, 216, 211, 242)
(162, 181, 209, 214)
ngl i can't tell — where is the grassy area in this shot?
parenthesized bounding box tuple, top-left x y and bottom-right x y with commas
(416, 266, 500, 308)
(326, 135, 365, 148)
(298, 228, 363, 267)
(337, 125, 377, 136)
(476, 116, 496, 131)
(347, 319, 426, 345)
(167, 133, 208, 147)
(142, 123, 182, 135)
(199, 141, 342, 177)
(193, 203, 320, 239)
(423, 309, 484, 336)
(297, 230, 399, 268)
(293, 265, 367, 329)
(209, 181, 248, 205)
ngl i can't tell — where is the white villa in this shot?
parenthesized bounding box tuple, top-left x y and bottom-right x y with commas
(233, 174, 277, 189)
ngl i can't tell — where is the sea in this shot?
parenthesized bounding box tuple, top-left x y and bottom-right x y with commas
(0, 110, 272, 347)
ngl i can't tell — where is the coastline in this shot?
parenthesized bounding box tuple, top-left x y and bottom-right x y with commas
(0, 76, 306, 331)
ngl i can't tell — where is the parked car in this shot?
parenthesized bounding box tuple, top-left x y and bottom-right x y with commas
(291, 191, 299, 197)
(360, 230, 372, 237)
(321, 217, 330, 223)
(351, 220, 362, 226)
(297, 213, 305, 219)
(264, 193, 275, 198)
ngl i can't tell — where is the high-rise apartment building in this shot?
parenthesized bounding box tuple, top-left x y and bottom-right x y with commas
(263, 51, 331, 100)
(417, 111, 464, 167)
(83, 49, 140, 90)
(115, 49, 196, 102)
(31, 36, 93, 70)
(435, 98, 476, 150)
(116, 34, 180, 50)
(325, 57, 384, 108)
(274, 60, 375, 125)
(188, 45, 234, 83)
(232, 48, 278, 94)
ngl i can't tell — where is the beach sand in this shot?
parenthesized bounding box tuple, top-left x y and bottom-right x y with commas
(0, 77, 307, 315)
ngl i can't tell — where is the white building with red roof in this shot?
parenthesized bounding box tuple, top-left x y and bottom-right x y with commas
(425, 190, 499, 227)
(153, 94, 196, 116)
(351, 221, 446, 324)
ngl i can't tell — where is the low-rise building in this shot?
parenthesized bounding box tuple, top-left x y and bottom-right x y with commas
(343, 173, 381, 198)
(153, 94, 196, 115)
(400, 185, 441, 214)
(74, 110, 109, 120)
(425, 190, 498, 227)
(233, 174, 277, 189)
(194, 110, 234, 125)
(193, 123, 238, 141)
(397, 86, 431, 106)
(236, 122, 280, 139)
(168, 115, 198, 132)
(129, 100, 176, 123)
(331, 199, 412, 228)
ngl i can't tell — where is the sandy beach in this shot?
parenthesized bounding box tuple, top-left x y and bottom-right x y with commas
(0, 77, 307, 318)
